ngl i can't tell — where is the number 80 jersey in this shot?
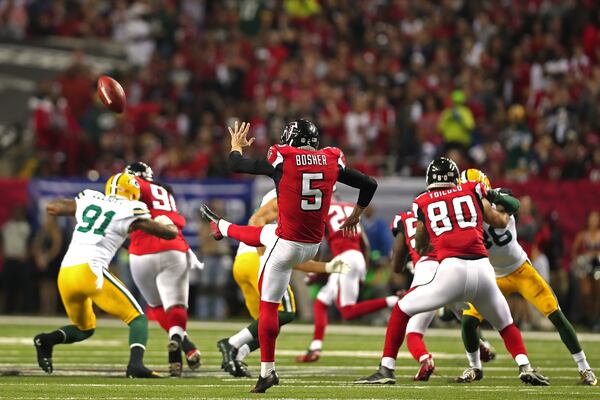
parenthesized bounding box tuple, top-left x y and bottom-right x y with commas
(129, 178, 190, 255)
(62, 190, 151, 270)
(413, 181, 488, 261)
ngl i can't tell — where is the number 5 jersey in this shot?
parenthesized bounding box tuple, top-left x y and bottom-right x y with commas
(61, 189, 151, 272)
(128, 178, 190, 255)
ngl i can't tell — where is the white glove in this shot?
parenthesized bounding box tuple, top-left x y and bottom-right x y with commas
(154, 215, 174, 225)
(187, 249, 204, 270)
(406, 260, 414, 274)
(325, 258, 351, 274)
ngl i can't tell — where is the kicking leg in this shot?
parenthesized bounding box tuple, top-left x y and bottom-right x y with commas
(406, 310, 436, 381)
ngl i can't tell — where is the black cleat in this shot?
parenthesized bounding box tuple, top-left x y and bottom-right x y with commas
(168, 336, 183, 377)
(33, 334, 54, 374)
(455, 367, 483, 383)
(126, 364, 161, 378)
(199, 204, 224, 240)
(234, 359, 252, 378)
(250, 371, 279, 393)
(217, 338, 238, 376)
(519, 364, 550, 386)
(354, 365, 396, 384)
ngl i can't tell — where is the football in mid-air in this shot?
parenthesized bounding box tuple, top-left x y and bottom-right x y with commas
(97, 75, 126, 113)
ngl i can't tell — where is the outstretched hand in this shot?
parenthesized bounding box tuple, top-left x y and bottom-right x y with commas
(228, 120, 254, 153)
(339, 206, 364, 237)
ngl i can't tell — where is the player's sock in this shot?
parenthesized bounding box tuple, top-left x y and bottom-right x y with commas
(229, 328, 254, 349)
(386, 296, 400, 308)
(236, 343, 251, 361)
(260, 361, 275, 378)
(165, 305, 187, 339)
(247, 339, 260, 352)
(461, 315, 481, 353)
(44, 329, 67, 345)
(128, 315, 149, 348)
(499, 323, 528, 366)
(246, 310, 294, 341)
(258, 300, 280, 377)
(380, 304, 410, 370)
(312, 300, 329, 346)
(309, 339, 323, 352)
(548, 310, 583, 354)
(466, 350, 482, 369)
(571, 350, 591, 372)
(406, 332, 429, 362)
(222, 224, 263, 247)
(148, 305, 170, 332)
(59, 325, 94, 344)
(339, 298, 388, 320)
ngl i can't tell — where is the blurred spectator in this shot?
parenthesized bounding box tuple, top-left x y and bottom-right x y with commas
(31, 214, 64, 315)
(437, 90, 475, 150)
(196, 199, 232, 320)
(361, 204, 393, 267)
(571, 211, 600, 328)
(1, 207, 32, 314)
(0, 0, 28, 39)
(516, 196, 539, 256)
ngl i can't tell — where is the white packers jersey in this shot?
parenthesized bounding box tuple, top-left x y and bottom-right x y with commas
(61, 190, 151, 271)
(483, 215, 528, 277)
(236, 188, 278, 257)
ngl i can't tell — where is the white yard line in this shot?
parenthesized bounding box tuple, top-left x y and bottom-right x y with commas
(2, 316, 599, 342)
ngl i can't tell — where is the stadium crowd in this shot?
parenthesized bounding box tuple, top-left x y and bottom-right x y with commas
(0, 0, 598, 181)
(0, 1, 599, 330)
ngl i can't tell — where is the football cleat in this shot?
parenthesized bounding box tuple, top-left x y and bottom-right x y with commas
(126, 364, 161, 378)
(217, 338, 238, 376)
(167, 336, 183, 377)
(199, 204, 224, 240)
(185, 349, 201, 371)
(518, 364, 550, 386)
(33, 334, 54, 374)
(454, 367, 483, 383)
(414, 356, 435, 381)
(296, 349, 321, 363)
(181, 336, 201, 370)
(580, 368, 597, 386)
(234, 360, 252, 378)
(479, 339, 496, 363)
(250, 371, 279, 393)
(354, 365, 396, 384)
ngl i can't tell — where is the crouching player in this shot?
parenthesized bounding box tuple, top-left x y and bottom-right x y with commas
(33, 173, 178, 378)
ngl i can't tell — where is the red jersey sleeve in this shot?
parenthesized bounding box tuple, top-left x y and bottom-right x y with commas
(473, 181, 487, 200)
(267, 145, 284, 168)
(391, 213, 404, 237)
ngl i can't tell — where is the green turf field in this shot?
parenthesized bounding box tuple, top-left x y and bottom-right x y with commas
(0, 316, 597, 399)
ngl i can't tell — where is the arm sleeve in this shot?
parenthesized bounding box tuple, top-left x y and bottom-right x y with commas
(337, 167, 377, 208)
(491, 193, 521, 214)
(228, 151, 275, 177)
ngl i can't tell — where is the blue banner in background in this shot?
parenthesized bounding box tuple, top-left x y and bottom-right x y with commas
(28, 178, 254, 249)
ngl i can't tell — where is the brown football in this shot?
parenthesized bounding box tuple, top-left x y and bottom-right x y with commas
(97, 75, 126, 113)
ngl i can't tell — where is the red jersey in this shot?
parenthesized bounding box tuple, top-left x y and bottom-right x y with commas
(129, 178, 190, 255)
(325, 201, 362, 257)
(266, 144, 344, 243)
(413, 181, 488, 261)
(391, 211, 437, 265)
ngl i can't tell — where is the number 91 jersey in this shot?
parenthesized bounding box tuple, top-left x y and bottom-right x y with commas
(484, 214, 527, 277)
(129, 178, 190, 255)
(62, 190, 151, 270)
